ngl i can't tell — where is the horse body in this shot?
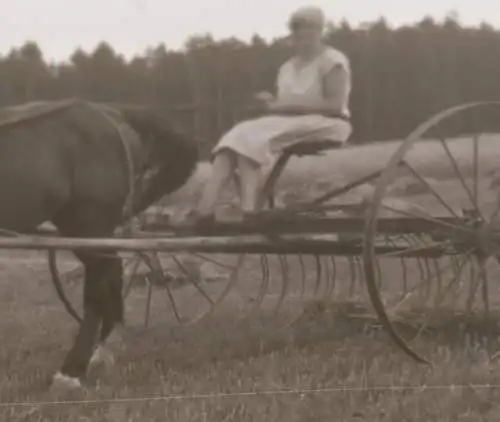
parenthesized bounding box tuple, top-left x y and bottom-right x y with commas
(0, 100, 199, 386)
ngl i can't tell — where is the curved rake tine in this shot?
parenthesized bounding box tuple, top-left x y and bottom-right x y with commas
(389, 249, 473, 316)
(348, 257, 357, 298)
(479, 258, 491, 345)
(398, 238, 410, 298)
(321, 257, 332, 300)
(313, 255, 322, 297)
(448, 255, 464, 306)
(409, 234, 439, 301)
(327, 256, 337, 298)
(432, 252, 471, 307)
(185, 254, 246, 324)
(273, 255, 290, 316)
(354, 256, 363, 297)
(409, 251, 474, 343)
(403, 234, 428, 299)
(413, 249, 474, 340)
(382, 236, 454, 302)
(249, 254, 270, 314)
(384, 235, 407, 297)
(144, 276, 153, 327)
(298, 254, 306, 299)
(143, 253, 181, 324)
(465, 256, 489, 319)
(430, 254, 445, 307)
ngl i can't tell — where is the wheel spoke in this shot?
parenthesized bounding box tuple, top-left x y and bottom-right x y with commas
(189, 252, 233, 270)
(439, 137, 484, 220)
(402, 160, 460, 218)
(380, 203, 472, 234)
(142, 252, 182, 323)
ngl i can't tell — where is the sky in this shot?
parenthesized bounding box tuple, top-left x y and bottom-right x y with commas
(1, 0, 499, 62)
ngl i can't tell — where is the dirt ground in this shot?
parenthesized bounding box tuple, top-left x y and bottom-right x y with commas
(3, 136, 500, 421)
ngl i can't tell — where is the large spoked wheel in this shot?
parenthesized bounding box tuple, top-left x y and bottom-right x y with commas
(363, 101, 500, 363)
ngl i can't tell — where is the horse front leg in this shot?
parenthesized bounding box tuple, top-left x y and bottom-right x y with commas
(89, 252, 125, 370)
(52, 254, 111, 389)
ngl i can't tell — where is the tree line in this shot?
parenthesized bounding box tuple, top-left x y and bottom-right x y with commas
(1, 17, 499, 156)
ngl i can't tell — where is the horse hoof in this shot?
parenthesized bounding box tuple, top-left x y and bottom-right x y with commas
(51, 372, 82, 392)
(89, 345, 115, 369)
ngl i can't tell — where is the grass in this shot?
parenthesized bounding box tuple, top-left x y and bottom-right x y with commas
(3, 135, 500, 421)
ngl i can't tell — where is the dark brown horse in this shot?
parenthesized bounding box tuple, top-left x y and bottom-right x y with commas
(0, 99, 198, 388)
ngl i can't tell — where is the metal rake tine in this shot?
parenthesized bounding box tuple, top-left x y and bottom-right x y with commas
(327, 256, 337, 298)
(388, 249, 473, 316)
(144, 276, 153, 327)
(354, 256, 363, 297)
(479, 258, 490, 336)
(408, 251, 474, 343)
(313, 255, 322, 297)
(403, 235, 428, 300)
(348, 257, 357, 298)
(187, 254, 247, 325)
(432, 253, 473, 309)
(465, 256, 488, 319)
(321, 257, 332, 300)
(409, 234, 438, 301)
(273, 255, 290, 316)
(298, 254, 306, 299)
(448, 256, 464, 306)
(405, 234, 429, 297)
(249, 254, 270, 314)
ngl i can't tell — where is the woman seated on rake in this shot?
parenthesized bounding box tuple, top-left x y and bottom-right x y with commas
(175, 6, 352, 228)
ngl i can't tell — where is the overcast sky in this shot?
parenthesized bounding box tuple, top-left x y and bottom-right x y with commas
(1, 0, 498, 62)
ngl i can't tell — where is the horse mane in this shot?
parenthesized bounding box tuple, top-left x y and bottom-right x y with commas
(117, 105, 199, 214)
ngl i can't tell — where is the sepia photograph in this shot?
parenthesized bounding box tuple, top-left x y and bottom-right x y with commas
(1, 1, 500, 420)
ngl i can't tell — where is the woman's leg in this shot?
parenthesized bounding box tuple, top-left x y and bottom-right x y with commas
(196, 150, 236, 216)
(237, 155, 263, 212)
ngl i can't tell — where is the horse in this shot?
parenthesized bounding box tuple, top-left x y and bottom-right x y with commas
(0, 99, 199, 389)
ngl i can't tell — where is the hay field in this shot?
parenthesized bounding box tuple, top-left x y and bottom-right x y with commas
(2, 136, 500, 421)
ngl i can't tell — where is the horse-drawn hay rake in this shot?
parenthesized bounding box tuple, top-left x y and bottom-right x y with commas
(3, 101, 500, 365)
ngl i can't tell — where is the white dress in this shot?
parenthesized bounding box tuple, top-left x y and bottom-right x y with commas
(212, 47, 352, 169)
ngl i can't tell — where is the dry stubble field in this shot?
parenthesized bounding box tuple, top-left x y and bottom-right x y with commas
(3, 137, 500, 421)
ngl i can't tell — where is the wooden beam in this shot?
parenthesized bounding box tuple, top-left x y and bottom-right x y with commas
(0, 233, 467, 257)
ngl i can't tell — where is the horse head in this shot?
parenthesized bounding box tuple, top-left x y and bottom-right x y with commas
(119, 106, 199, 214)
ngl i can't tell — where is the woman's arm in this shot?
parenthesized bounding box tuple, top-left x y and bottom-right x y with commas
(266, 64, 349, 117)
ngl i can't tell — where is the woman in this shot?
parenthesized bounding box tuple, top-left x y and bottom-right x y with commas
(175, 6, 352, 228)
